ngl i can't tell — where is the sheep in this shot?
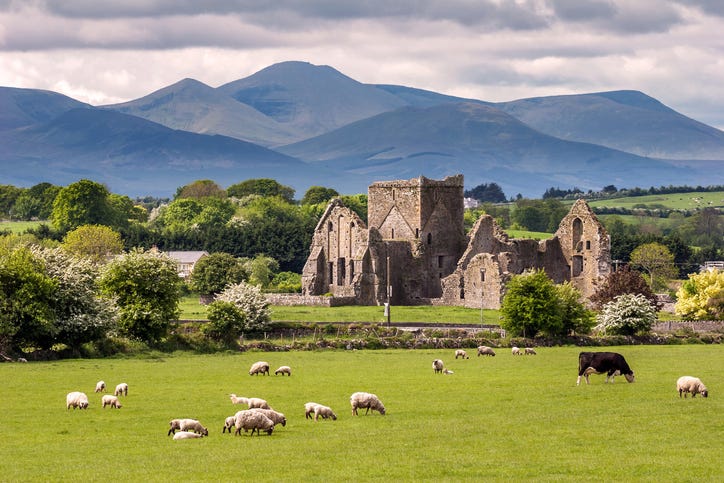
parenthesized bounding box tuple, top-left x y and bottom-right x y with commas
(114, 382, 128, 397)
(350, 392, 386, 416)
(230, 394, 249, 405)
(229, 394, 270, 409)
(477, 346, 496, 357)
(250, 408, 287, 427)
(66, 391, 89, 410)
(443, 369, 454, 375)
(274, 365, 292, 376)
(234, 410, 275, 436)
(524, 348, 537, 355)
(173, 431, 204, 440)
(222, 416, 236, 433)
(511, 346, 521, 356)
(17, 357, 27, 363)
(432, 359, 444, 374)
(168, 418, 209, 436)
(454, 349, 469, 359)
(101, 394, 122, 409)
(94, 380, 106, 393)
(304, 402, 337, 421)
(677, 376, 709, 398)
(249, 361, 270, 376)
(304, 402, 321, 420)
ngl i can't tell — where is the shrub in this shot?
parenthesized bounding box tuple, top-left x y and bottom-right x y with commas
(214, 281, 271, 333)
(594, 293, 657, 335)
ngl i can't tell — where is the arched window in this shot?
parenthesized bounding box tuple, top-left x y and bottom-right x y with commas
(328, 221, 333, 232)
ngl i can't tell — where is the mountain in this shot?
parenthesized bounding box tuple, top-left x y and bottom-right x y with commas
(104, 78, 298, 147)
(278, 102, 709, 196)
(0, 87, 90, 131)
(497, 91, 724, 160)
(0, 107, 347, 196)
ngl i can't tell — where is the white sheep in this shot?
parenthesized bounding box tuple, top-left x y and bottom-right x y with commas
(94, 380, 106, 393)
(676, 376, 709, 398)
(250, 408, 287, 427)
(222, 416, 236, 433)
(454, 349, 469, 359)
(66, 391, 89, 410)
(249, 361, 270, 376)
(443, 369, 454, 375)
(234, 410, 275, 436)
(511, 346, 521, 355)
(304, 402, 337, 421)
(477, 346, 496, 357)
(229, 394, 270, 409)
(524, 348, 537, 355)
(168, 418, 209, 436)
(274, 365, 292, 376)
(101, 394, 122, 409)
(172, 431, 204, 440)
(350, 392, 386, 416)
(432, 359, 444, 374)
(304, 402, 321, 419)
(229, 394, 248, 405)
(114, 382, 128, 396)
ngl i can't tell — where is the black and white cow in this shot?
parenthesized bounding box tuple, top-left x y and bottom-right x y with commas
(577, 352, 635, 385)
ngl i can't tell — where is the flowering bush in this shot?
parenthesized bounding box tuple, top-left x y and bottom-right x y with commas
(214, 281, 271, 332)
(675, 270, 723, 320)
(594, 293, 656, 335)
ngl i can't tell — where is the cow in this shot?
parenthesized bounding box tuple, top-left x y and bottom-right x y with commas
(577, 352, 635, 385)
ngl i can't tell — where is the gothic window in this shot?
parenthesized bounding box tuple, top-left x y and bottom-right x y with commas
(328, 221, 333, 232)
(391, 228, 395, 239)
(572, 255, 583, 277)
(415, 228, 419, 238)
(438, 255, 444, 268)
(427, 233, 432, 245)
(586, 240, 591, 250)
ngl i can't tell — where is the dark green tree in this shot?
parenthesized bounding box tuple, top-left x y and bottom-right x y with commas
(500, 269, 562, 337)
(590, 265, 660, 310)
(227, 178, 295, 203)
(51, 179, 114, 232)
(189, 252, 248, 297)
(301, 186, 339, 205)
(464, 182, 506, 203)
(202, 301, 245, 344)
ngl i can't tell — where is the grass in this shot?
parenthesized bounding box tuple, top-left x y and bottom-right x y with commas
(585, 190, 724, 210)
(0, 220, 43, 233)
(1, 346, 722, 481)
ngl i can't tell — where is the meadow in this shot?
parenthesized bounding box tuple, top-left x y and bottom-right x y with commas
(2, 345, 722, 481)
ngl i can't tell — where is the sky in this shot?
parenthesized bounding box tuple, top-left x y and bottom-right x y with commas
(2, 0, 724, 129)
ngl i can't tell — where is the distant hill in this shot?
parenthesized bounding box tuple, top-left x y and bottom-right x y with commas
(0, 87, 90, 131)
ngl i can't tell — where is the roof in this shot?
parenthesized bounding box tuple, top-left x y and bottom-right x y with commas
(165, 251, 209, 264)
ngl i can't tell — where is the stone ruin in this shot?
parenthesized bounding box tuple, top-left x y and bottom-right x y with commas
(301, 175, 610, 308)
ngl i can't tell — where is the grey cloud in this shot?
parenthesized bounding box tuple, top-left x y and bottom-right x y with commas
(675, 0, 724, 16)
(550, 0, 616, 21)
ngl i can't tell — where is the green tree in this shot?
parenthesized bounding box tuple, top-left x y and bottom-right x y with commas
(99, 249, 181, 343)
(500, 269, 562, 337)
(214, 281, 271, 332)
(202, 300, 245, 344)
(555, 282, 595, 335)
(189, 252, 248, 297)
(301, 186, 339, 205)
(0, 185, 23, 219)
(675, 269, 723, 320)
(464, 182, 506, 203)
(176, 180, 226, 200)
(594, 293, 656, 335)
(227, 178, 295, 203)
(241, 254, 279, 288)
(630, 242, 678, 290)
(51, 179, 114, 232)
(62, 225, 124, 263)
(590, 265, 660, 310)
(269, 271, 302, 293)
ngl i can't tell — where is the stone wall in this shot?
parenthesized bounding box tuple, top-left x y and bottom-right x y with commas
(266, 293, 359, 307)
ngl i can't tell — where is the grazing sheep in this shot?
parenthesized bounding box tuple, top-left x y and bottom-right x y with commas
(677, 376, 709, 398)
(101, 394, 122, 409)
(172, 431, 204, 440)
(350, 392, 386, 416)
(94, 380, 106, 393)
(511, 346, 522, 355)
(249, 361, 270, 376)
(524, 348, 537, 355)
(114, 382, 128, 396)
(305, 402, 321, 419)
(229, 394, 248, 405)
(454, 349, 469, 359)
(432, 359, 444, 374)
(477, 346, 496, 357)
(168, 418, 209, 436)
(66, 391, 89, 410)
(250, 408, 287, 427)
(443, 369, 454, 375)
(274, 365, 292, 376)
(222, 416, 236, 433)
(305, 402, 337, 421)
(17, 357, 27, 363)
(229, 394, 270, 409)
(234, 410, 275, 436)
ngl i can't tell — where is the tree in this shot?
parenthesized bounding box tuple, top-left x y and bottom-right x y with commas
(241, 254, 279, 288)
(0, 185, 23, 219)
(269, 271, 302, 293)
(594, 293, 657, 335)
(630, 242, 678, 290)
(675, 269, 723, 321)
(227, 178, 295, 203)
(175, 180, 226, 200)
(464, 183, 506, 203)
(500, 269, 562, 337)
(62, 225, 124, 263)
(51, 180, 114, 232)
(555, 282, 595, 335)
(189, 252, 248, 297)
(301, 186, 339, 205)
(99, 249, 181, 343)
(202, 301, 245, 344)
(590, 265, 660, 310)
(213, 281, 271, 332)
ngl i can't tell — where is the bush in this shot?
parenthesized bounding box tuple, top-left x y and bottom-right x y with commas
(214, 281, 271, 333)
(594, 293, 657, 335)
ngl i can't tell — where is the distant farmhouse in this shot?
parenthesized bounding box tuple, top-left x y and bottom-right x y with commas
(165, 251, 208, 279)
(302, 175, 610, 308)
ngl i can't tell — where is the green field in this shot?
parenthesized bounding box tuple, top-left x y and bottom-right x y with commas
(585, 191, 724, 210)
(2, 346, 721, 481)
(0, 220, 43, 234)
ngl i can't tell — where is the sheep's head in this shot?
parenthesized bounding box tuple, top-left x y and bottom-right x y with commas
(701, 388, 708, 398)
(201, 427, 209, 436)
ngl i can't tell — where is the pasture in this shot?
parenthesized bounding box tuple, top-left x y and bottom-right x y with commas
(1, 346, 722, 481)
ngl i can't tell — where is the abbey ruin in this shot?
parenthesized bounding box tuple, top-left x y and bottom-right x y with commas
(301, 175, 611, 308)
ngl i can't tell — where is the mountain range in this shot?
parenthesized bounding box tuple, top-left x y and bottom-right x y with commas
(1, 60, 722, 198)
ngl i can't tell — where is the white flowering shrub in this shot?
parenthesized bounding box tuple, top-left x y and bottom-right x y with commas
(675, 269, 723, 321)
(214, 281, 271, 333)
(594, 293, 656, 335)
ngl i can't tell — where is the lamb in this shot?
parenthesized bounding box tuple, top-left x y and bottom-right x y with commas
(477, 346, 496, 357)
(676, 376, 709, 398)
(432, 359, 444, 374)
(66, 391, 89, 410)
(222, 416, 236, 433)
(168, 418, 209, 436)
(114, 382, 128, 396)
(443, 369, 454, 375)
(524, 348, 537, 355)
(234, 410, 275, 436)
(454, 349, 469, 359)
(511, 346, 521, 356)
(249, 361, 270, 376)
(350, 392, 386, 416)
(173, 431, 204, 440)
(229, 394, 270, 409)
(304, 402, 337, 421)
(94, 380, 106, 393)
(101, 394, 122, 409)
(250, 408, 287, 427)
(274, 365, 292, 376)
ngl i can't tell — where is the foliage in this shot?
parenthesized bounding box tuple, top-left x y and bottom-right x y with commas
(214, 281, 271, 332)
(339, 194, 368, 223)
(594, 293, 657, 335)
(99, 249, 181, 343)
(227, 178, 295, 203)
(301, 186, 339, 205)
(464, 182, 507, 203)
(62, 224, 124, 263)
(188, 252, 248, 296)
(555, 282, 595, 334)
(269, 271, 302, 293)
(10, 183, 61, 220)
(51, 179, 115, 232)
(175, 179, 226, 199)
(590, 265, 660, 310)
(0, 184, 24, 219)
(675, 269, 723, 320)
(511, 199, 568, 232)
(500, 270, 564, 337)
(241, 254, 279, 288)
(202, 300, 245, 343)
(630, 242, 678, 290)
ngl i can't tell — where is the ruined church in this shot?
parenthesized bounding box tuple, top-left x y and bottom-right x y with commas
(301, 175, 610, 308)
